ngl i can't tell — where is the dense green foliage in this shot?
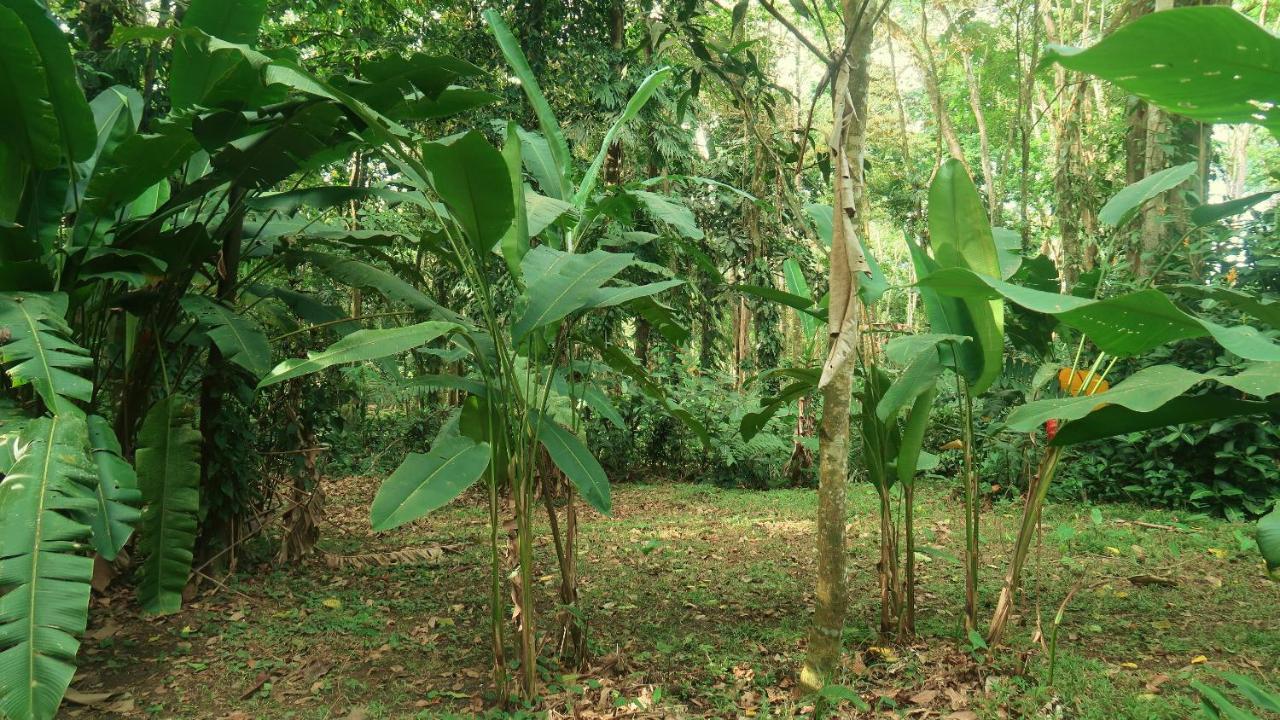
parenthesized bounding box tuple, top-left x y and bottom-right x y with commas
(0, 0, 1277, 716)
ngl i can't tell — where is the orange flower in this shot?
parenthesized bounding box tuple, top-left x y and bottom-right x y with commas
(1058, 367, 1110, 397)
(1226, 267, 1238, 286)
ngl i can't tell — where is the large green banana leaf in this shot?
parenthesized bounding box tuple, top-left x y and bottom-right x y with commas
(84, 415, 141, 561)
(370, 419, 491, 531)
(0, 414, 96, 720)
(135, 396, 201, 615)
(258, 321, 463, 389)
(0, 292, 92, 415)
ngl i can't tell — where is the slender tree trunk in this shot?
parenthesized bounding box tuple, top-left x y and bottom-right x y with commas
(800, 366, 854, 692)
(963, 54, 998, 223)
(1133, 0, 1176, 277)
(915, 5, 967, 166)
(800, 1, 875, 693)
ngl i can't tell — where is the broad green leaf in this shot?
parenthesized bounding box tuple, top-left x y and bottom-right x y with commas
(1191, 190, 1280, 226)
(525, 188, 573, 239)
(516, 127, 563, 201)
(513, 247, 632, 339)
(500, 122, 530, 281)
(804, 203, 834, 248)
(1007, 363, 1280, 433)
(877, 345, 943, 424)
(884, 333, 970, 366)
(589, 279, 684, 309)
(181, 295, 271, 378)
(246, 186, 419, 215)
(1099, 162, 1197, 227)
(1257, 503, 1280, 579)
(209, 101, 349, 189)
(918, 268, 1280, 361)
(298, 250, 455, 319)
(1192, 680, 1266, 720)
(258, 321, 462, 388)
(0, 414, 96, 720)
(0, 5, 61, 169)
(631, 296, 690, 345)
(575, 381, 625, 430)
(783, 258, 819, 339)
(135, 396, 200, 615)
(897, 386, 938, 488)
(907, 235, 985, 383)
(808, 204, 891, 304)
(1044, 7, 1280, 135)
(734, 284, 826, 320)
(1173, 285, 1280, 329)
(396, 86, 500, 120)
(85, 85, 143, 174)
(370, 422, 491, 531)
(484, 10, 571, 199)
(342, 53, 484, 119)
(993, 227, 1023, 279)
(83, 119, 199, 214)
(421, 130, 514, 259)
(741, 378, 814, 441)
(1220, 672, 1280, 712)
(575, 68, 672, 208)
(0, 292, 91, 414)
(168, 0, 268, 109)
(631, 190, 704, 239)
(537, 416, 610, 515)
(85, 415, 141, 561)
(1053, 394, 1279, 446)
(0, 0, 95, 164)
(928, 158, 1004, 394)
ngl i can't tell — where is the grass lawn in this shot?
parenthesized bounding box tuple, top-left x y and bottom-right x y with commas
(74, 478, 1279, 719)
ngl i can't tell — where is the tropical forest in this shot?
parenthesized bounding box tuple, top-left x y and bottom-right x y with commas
(1, 0, 1278, 718)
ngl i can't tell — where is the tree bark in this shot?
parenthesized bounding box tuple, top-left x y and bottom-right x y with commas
(800, 0, 875, 693)
(915, 5, 967, 167)
(1133, 0, 1176, 277)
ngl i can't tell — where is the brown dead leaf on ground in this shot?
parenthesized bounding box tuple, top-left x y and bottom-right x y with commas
(1145, 673, 1171, 693)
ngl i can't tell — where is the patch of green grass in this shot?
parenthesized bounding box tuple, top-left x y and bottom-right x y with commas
(78, 479, 1279, 719)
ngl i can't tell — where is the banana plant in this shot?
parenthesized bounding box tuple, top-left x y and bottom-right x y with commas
(250, 10, 703, 703)
(1, 1, 498, 713)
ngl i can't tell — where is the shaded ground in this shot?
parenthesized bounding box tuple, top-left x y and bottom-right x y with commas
(73, 479, 1279, 719)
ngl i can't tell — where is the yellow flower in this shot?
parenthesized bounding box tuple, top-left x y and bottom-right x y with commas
(1058, 368, 1110, 397)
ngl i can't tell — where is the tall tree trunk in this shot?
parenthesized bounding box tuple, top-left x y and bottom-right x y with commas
(915, 6, 967, 167)
(939, 4, 999, 223)
(800, 1, 875, 693)
(1133, 0, 1176, 277)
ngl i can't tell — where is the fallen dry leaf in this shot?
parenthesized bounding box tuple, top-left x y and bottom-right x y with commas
(910, 689, 939, 705)
(62, 688, 114, 706)
(1145, 673, 1170, 693)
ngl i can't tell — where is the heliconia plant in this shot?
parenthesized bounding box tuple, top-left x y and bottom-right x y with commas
(910, 158, 1007, 632)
